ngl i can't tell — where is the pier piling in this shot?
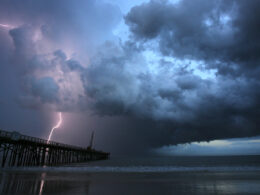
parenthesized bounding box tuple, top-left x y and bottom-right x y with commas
(0, 129, 109, 167)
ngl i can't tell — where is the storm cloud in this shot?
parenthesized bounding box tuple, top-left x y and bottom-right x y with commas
(79, 42, 260, 148)
(0, 0, 260, 153)
(126, 0, 260, 75)
(80, 0, 260, 148)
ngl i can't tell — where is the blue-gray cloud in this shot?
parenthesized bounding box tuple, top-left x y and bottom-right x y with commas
(125, 0, 260, 76)
(156, 137, 260, 156)
(1, 0, 260, 154)
(30, 77, 59, 103)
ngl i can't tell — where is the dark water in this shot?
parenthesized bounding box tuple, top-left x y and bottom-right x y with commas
(83, 155, 260, 169)
(1, 155, 260, 195)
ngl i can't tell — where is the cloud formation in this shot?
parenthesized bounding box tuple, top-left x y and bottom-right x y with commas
(80, 0, 260, 149)
(79, 43, 260, 149)
(126, 0, 260, 75)
(0, 0, 260, 153)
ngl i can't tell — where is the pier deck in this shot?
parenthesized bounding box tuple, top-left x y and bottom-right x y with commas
(0, 129, 109, 167)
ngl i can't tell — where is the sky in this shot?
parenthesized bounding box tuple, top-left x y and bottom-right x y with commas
(0, 0, 260, 155)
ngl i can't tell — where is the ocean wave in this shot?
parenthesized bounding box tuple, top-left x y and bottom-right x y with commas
(3, 166, 260, 173)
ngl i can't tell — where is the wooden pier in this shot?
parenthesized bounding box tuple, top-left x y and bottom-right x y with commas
(0, 129, 109, 167)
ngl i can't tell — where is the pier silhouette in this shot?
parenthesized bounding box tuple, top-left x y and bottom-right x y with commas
(0, 129, 109, 167)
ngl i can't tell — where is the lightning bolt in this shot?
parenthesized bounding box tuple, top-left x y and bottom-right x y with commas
(40, 112, 62, 193)
(47, 112, 62, 143)
(0, 23, 14, 29)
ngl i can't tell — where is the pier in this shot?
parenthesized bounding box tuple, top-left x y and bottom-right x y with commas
(0, 129, 109, 167)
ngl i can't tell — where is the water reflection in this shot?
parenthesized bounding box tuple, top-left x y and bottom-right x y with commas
(0, 171, 260, 194)
(39, 172, 46, 195)
(0, 172, 90, 195)
(0, 172, 42, 194)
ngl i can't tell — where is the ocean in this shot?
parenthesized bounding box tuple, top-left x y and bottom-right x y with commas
(1, 155, 260, 194)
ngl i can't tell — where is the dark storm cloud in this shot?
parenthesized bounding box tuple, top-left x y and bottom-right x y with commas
(0, 0, 122, 110)
(0, 0, 123, 148)
(0, 0, 121, 46)
(109, 0, 260, 148)
(6, 25, 60, 107)
(1, 0, 260, 153)
(30, 77, 59, 103)
(125, 0, 260, 75)
(66, 0, 260, 149)
(65, 40, 260, 150)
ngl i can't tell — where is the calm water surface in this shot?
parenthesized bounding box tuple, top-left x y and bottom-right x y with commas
(1, 155, 260, 195)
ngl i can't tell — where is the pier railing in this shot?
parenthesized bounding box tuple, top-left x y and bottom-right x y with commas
(0, 129, 110, 167)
